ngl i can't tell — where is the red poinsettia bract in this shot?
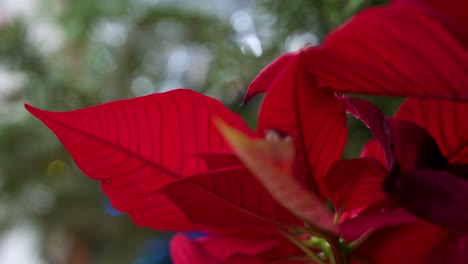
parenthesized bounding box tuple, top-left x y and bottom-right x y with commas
(25, 0, 468, 263)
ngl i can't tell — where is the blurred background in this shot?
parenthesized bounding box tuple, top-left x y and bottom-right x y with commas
(0, 0, 394, 263)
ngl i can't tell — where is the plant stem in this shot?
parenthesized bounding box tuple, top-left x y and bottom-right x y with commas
(278, 227, 327, 264)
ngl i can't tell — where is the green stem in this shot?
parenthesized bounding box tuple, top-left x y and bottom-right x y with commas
(278, 227, 327, 264)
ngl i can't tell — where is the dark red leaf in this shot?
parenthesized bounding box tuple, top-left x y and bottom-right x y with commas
(394, 98, 468, 164)
(390, 168, 468, 233)
(303, 7, 468, 100)
(354, 221, 445, 264)
(244, 52, 296, 104)
(340, 97, 394, 169)
(392, 0, 468, 47)
(170, 233, 288, 264)
(25, 89, 274, 232)
(324, 158, 386, 213)
(255, 55, 347, 196)
(386, 118, 446, 173)
(427, 234, 468, 264)
(339, 208, 418, 242)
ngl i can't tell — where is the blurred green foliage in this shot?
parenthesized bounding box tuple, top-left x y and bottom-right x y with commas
(0, 0, 398, 263)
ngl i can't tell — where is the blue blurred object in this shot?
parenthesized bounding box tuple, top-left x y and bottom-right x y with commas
(103, 198, 124, 216)
(133, 234, 173, 264)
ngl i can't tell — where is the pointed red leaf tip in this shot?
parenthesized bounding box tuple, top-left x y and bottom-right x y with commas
(394, 98, 468, 164)
(340, 96, 394, 169)
(170, 234, 287, 264)
(324, 157, 387, 214)
(26, 89, 282, 232)
(303, 6, 468, 100)
(244, 52, 296, 104)
(216, 119, 337, 234)
(256, 55, 347, 197)
(392, 0, 468, 47)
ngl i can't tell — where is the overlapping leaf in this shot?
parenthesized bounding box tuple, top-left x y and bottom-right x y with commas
(170, 233, 290, 264)
(324, 157, 386, 214)
(26, 89, 299, 232)
(217, 120, 336, 233)
(248, 55, 347, 196)
(394, 98, 468, 164)
(392, 0, 468, 47)
(354, 221, 445, 264)
(303, 6, 468, 100)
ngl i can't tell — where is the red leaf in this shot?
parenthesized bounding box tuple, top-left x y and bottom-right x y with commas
(254, 55, 347, 196)
(354, 221, 445, 264)
(244, 52, 296, 104)
(390, 168, 468, 233)
(339, 208, 419, 242)
(427, 234, 468, 264)
(159, 167, 302, 231)
(394, 98, 468, 164)
(25, 89, 265, 232)
(341, 97, 395, 170)
(216, 121, 337, 233)
(303, 6, 468, 100)
(392, 0, 468, 47)
(324, 158, 387, 213)
(386, 118, 446, 173)
(360, 139, 386, 168)
(170, 233, 287, 264)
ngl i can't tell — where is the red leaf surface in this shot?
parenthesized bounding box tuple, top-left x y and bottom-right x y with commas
(392, 0, 468, 47)
(217, 121, 337, 233)
(391, 168, 468, 233)
(385, 118, 446, 173)
(354, 221, 445, 264)
(341, 97, 395, 169)
(394, 98, 468, 164)
(244, 52, 296, 104)
(170, 233, 291, 264)
(360, 139, 386, 168)
(427, 234, 468, 264)
(252, 55, 347, 196)
(303, 6, 468, 100)
(324, 158, 386, 213)
(339, 208, 419, 242)
(26, 89, 298, 232)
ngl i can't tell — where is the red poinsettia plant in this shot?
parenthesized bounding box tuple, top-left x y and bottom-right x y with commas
(26, 0, 467, 263)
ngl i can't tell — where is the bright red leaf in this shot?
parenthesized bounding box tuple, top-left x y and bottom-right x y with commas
(25, 89, 299, 232)
(303, 6, 468, 100)
(248, 54, 347, 197)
